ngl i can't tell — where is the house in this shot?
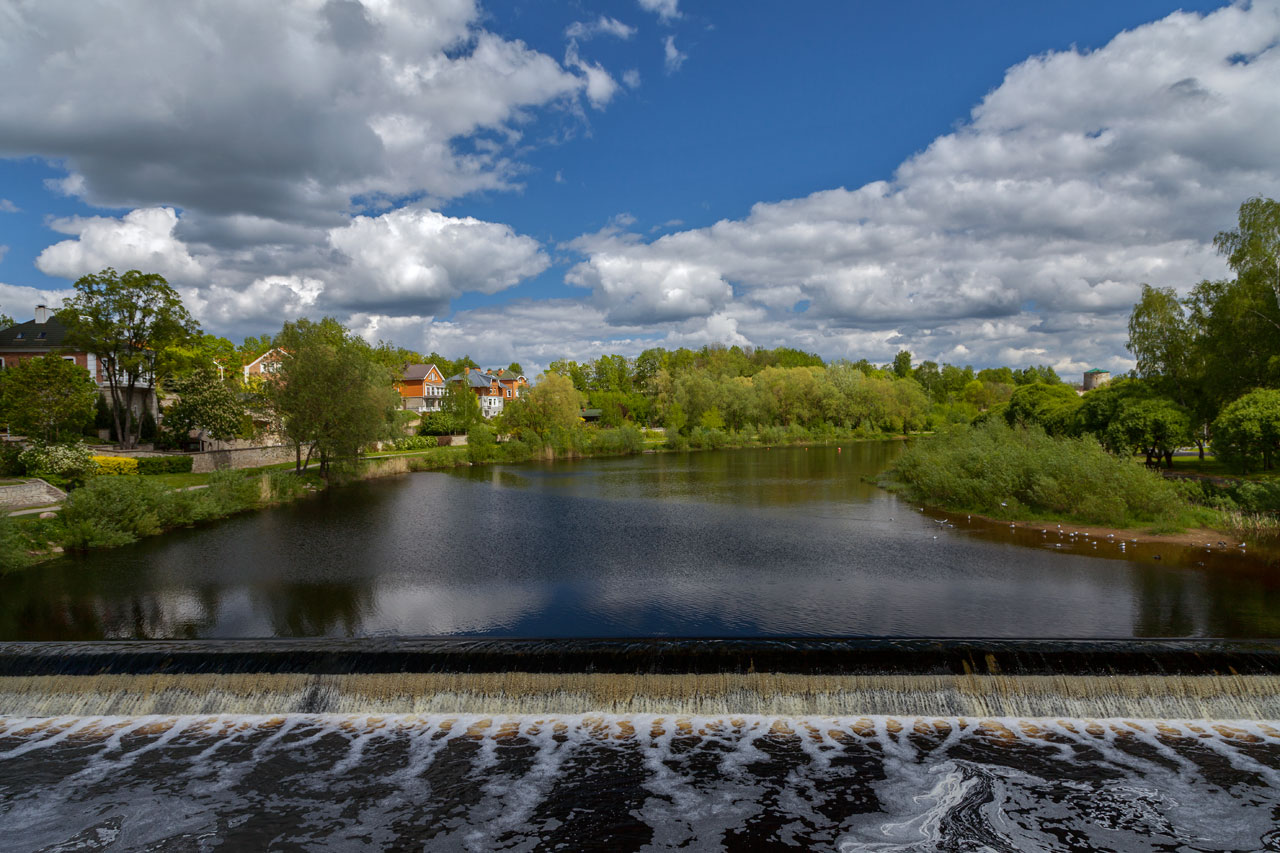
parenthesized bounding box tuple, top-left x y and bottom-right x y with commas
(243, 348, 285, 382)
(0, 303, 159, 418)
(1082, 368, 1111, 391)
(446, 367, 508, 418)
(397, 363, 446, 412)
(0, 304, 107, 383)
(494, 369, 529, 402)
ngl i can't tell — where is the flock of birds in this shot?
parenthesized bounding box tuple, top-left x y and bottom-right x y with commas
(914, 507, 1248, 563)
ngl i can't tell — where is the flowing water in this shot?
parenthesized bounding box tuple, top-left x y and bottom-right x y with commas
(4, 714, 1280, 851)
(2, 444, 1277, 640)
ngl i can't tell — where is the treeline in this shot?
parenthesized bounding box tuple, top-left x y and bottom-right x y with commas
(980, 197, 1280, 473)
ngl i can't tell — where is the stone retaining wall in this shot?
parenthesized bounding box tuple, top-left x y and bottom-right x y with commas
(190, 445, 295, 474)
(0, 479, 67, 509)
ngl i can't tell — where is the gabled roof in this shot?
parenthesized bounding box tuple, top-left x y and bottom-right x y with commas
(0, 316, 71, 349)
(244, 348, 284, 370)
(400, 363, 442, 381)
(497, 369, 525, 381)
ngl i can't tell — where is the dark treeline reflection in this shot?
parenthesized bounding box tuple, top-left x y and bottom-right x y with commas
(2, 444, 1278, 640)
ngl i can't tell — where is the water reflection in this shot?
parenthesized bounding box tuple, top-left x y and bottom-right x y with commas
(2, 444, 1279, 639)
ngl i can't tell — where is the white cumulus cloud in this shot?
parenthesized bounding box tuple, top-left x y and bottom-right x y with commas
(36, 207, 205, 283)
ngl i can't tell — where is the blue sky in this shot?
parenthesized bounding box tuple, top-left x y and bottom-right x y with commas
(1, 0, 1277, 374)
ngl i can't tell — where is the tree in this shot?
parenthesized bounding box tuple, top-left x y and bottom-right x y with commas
(1215, 195, 1280, 318)
(1212, 389, 1280, 472)
(57, 268, 198, 448)
(269, 318, 400, 475)
(440, 375, 483, 433)
(892, 350, 913, 379)
(162, 368, 247, 445)
(1128, 284, 1194, 389)
(501, 372, 585, 442)
(1004, 383, 1081, 436)
(0, 355, 98, 442)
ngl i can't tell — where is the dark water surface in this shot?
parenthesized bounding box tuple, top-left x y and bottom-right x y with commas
(3, 444, 1278, 640)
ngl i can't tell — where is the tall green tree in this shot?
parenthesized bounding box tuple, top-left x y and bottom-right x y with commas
(440, 375, 483, 433)
(1215, 195, 1280, 320)
(0, 355, 98, 442)
(57, 268, 198, 448)
(269, 318, 400, 475)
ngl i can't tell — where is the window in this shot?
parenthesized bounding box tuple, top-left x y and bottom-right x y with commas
(63, 356, 77, 363)
(13, 332, 23, 340)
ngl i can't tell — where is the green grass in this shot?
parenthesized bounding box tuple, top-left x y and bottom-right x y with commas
(141, 472, 211, 489)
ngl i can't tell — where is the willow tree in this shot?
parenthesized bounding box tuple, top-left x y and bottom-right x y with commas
(57, 268, 199, 448)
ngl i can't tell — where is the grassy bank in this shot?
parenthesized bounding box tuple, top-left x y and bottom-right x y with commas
(884, 420, 1278, 541)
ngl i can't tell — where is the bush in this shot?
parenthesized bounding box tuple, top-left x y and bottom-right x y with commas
(136, 455, 195, 475)
(887, 420, 1191, 528)
(391, 435, 436, 451)
(0, 442, 23, 476)
(0, 515, 33, 572)
(92, 455, 140, 476)
(418, 412, 459, 436)
(59, 476, 165, 548)
(467, 424, 498, 463)
(19, 442, 97, 487)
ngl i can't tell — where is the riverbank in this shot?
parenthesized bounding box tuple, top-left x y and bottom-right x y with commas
(5, 427, 905, 572)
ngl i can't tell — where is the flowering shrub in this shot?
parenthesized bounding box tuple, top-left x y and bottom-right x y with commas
(92, 455, 140, 476)
(18, 442, 97, 486)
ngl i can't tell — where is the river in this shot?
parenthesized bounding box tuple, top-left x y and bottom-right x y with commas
(2, 443, 1278, 640)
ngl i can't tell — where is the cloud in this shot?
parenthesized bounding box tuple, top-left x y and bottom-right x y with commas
(0, 199, 18, 213)
(639, 0, 680, 22)
(563, 3, 1280, 372)
(663, 35, 687, 73)
(565, 42, 621, 109)
(35, 207, 205, 282)
(565, 16, 636, 41)
(622, 69, 642, 89)
(0, 0, 595, 225)
(325, 207, 549, 313)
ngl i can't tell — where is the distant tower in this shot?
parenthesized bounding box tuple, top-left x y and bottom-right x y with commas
(1082, 368, 1111, 391)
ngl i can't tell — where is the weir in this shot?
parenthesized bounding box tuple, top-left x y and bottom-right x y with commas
(5, 638, 1280, 719)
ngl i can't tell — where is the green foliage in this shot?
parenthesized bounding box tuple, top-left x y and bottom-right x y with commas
(57, 268, 199, 449)
(0, 355, 99, 442)
(0, 515, 33, 572)
(60, 476, 165, 548)
(18, 442, 97, 487)
(500, 372, 585, 442)
(1077, 379, 1192, 466)
(1004, 383, 1082, 436)
(889, 420, 1190, 528)
(466, 423, 498, 463)
(163, 368, 246, 443)
(1212, 389, 1280, 472)
(136, 455, 194, 475)
(440, 376, 483, 432)
(417, 412, 460, 436)
(270, 317, 401, 475)
(391, 435, 437, 451)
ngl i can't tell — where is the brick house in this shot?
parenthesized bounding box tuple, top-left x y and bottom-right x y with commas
(242, 348, 285, 382)
(446, 367, 511, 418)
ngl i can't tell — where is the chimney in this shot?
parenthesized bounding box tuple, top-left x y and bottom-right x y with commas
(34, 304, 49, 324)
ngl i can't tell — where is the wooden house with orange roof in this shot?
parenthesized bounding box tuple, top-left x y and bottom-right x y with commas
(397, 363, 447, 412)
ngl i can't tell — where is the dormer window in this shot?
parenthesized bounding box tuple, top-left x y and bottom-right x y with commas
(14, 332, 23, 339)
(37, 332, 46, 339)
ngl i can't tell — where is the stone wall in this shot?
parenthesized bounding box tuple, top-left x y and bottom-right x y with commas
(190, 445, 296, 474)
(0, 479, 67, 509)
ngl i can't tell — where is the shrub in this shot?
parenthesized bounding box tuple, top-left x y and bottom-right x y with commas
(0, 515, 33, 572)
(136, 455, 195, 475)
(467, 424, 498, 463)
(59, 476, 165, 549)
(391, 435, 435, 451)
(888, 420, 1190, 528)
(0, 442, 23, 476)
(92, 455, 140, 476)
(19, 442, 97, 487)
